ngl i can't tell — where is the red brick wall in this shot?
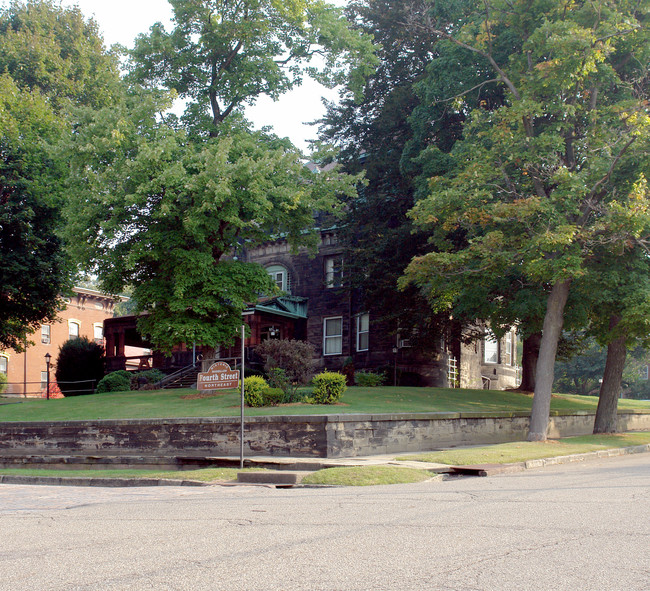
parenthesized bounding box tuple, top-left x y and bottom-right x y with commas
(1, 289, 117, 397)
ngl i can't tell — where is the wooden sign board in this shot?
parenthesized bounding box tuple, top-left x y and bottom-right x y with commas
(197, 361, 240, 391)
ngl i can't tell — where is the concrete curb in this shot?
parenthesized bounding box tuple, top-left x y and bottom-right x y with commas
(522, 443, 650, 470)
(0, 444, 648, 487)
(450, 443, 650, 476)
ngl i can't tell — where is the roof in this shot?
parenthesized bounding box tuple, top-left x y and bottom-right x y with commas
(247, 295, 308, 319)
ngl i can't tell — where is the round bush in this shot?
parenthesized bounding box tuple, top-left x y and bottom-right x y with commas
(55, 337, 104, 396)
(355, 371, 385, 387)
(244, 375, 268, 407)
(96, 370, 132, 394)
(0, 373, 7, 395)
(311, 372, 347, 404)
(262, 387, 285, 406)
(131, 369, 166, 389)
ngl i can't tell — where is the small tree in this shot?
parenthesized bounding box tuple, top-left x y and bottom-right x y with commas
(55, 337, 104, 396)
(255, 340, 315, 396)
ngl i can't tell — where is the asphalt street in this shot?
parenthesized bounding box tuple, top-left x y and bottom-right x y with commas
(1, 454, 648, 591)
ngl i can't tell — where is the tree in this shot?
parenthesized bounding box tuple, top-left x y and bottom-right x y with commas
(0, 0, 120, 350)
(255, 339, 316, 395)
(65, 90, 361, 351)
(128, 0, 378, 137)
(65, 1, 374, 353)
(54, 336, 104, 396)
(401, 0, 650, 440)
(0, 74, 69, 350)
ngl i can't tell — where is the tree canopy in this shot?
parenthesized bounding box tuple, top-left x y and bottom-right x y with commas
(64, 0, 372, 352)
(400, 0, 650, 439)
(129, 0, 378, 136)
(0, 0, 119, 351)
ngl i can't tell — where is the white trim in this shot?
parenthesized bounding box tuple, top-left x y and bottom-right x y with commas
(356, 313, 369, 352)
(68, 319, 80, 338)
(323, 316, 343, 356)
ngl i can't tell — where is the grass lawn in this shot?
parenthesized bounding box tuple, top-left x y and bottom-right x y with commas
(301, 466, 436, 486)
(0, 467, 266, 482)
(396, 432, 650, 465)
(1, 387, 649, 422)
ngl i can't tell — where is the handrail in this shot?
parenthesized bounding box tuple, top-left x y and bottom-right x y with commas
(154, 362, 200, 389)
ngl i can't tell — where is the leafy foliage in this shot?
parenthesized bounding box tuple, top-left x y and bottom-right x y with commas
(255, 339, 316, 395)
(354, 371, 385, 387)
(96, 370, 132, 394)
(311, 371, 347, 404)
(243, 375, 268, 407)
(54, 337, 104, 396)
(400, 0, 650, 438)
(128, 0, 378, 136)
(0, 1, 120, 350)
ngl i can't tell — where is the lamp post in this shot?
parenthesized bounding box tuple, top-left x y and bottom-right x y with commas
(44, 352, 51, 400)
(392, 347, 398, 387)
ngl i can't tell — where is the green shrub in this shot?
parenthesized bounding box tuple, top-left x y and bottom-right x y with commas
(244, 375, 268, 407)
(311, 372, 347, 404)
(96, 370, 132, 394)
(55, 337, 105, 396)
(355, 371, 386, 387)
(131, 369, 166, 389)
(262, 387, 285, 406)
(266, 367, 289, 393)
(0, 373, 7, 395)
(255, 339, 315, 396)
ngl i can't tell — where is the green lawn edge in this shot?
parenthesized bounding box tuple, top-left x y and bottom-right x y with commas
(396, 432, 650, 465)
(2, 386, 649, 422)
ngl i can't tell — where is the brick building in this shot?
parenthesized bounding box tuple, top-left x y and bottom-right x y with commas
(0, 287, 118, 397)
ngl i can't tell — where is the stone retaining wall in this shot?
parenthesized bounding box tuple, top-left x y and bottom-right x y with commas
(1, 411, 648, 458)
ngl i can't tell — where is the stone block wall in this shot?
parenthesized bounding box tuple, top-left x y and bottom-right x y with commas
(1, 411, 648, 458)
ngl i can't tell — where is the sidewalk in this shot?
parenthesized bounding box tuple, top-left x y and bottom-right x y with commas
(0, 443, 648, 487)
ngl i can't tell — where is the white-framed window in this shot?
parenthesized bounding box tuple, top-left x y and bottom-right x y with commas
(0, 355, 8, 375)
(325, 256, 344, 288)
(266, 264, 290, 293)
(68, 320, 80, 338)
(484, 335, 498, 364)
(41, 324, 51, 345)
(323, 317, 343, 355)
(356, 313, 369, 352)
(40, 371, 48, 389)
(93, 324, 103, 342)
(641, 365, 649, 381)
(505, 331, 514, 366)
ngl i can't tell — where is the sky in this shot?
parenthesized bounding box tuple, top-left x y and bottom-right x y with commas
(51, 0, 343, 152)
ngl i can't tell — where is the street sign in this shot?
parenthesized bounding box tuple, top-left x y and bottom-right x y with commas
(197, 361, 240, 391)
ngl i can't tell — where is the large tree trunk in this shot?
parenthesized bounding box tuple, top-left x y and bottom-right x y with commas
(519, 331, 541, 392)
(528, 280, 571, 441)
(593, 315, 627, 434)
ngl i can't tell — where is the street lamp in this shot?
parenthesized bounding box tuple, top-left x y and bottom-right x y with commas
(392, 347, 398, 387)
(44, 352, 51, 400)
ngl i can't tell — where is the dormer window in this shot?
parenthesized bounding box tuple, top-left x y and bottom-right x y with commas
(266, 265, 290, 293)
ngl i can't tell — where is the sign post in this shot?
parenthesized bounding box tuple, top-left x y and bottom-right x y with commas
(240, 324, 245, 469)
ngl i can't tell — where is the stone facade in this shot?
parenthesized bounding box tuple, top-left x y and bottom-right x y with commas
(243, 230, 519, 388)
(1, 411, 648, 458)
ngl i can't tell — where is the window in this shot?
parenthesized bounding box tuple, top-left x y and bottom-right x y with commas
(356, 314, 369, 352)
(484, 335, 498, 364)
(93, 324, 103, 342)
(68, 321, 80, 338)
(41, 371, 48, 389)
(641, 365, 649, 381)
(325, 256, 343, 288)
(41, 324, 51, 345)
(505, 331, 514, 365)
(323, 317, 343, 355)
(266, 265, 289, 293)
(0, 356, 7, 375)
